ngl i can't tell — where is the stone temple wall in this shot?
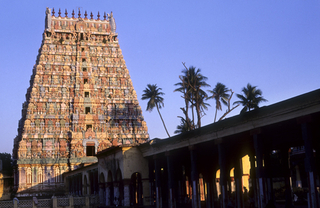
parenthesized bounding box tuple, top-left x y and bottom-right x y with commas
(12, 8, 149, 197)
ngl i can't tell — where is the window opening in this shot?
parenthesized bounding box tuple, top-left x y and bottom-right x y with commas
(85, 92, 89, 97)
(85, 107, 91, 114)
(84, 79, 88, 84)
(82, 58, 86, 62)
(83, 68, 87, 72)
(86, 145, 95, 156)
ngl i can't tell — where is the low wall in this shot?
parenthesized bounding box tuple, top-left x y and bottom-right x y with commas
(0, 195, 99, 208)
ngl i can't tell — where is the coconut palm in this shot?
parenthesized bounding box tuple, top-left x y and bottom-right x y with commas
(142, 84, 170, 137)
(208, 82, 230, 122)
(234, 83, 267, 114)
(174, 117, 191, 134)
(174, 65, 210, 128)
(174, 74, 192, 129)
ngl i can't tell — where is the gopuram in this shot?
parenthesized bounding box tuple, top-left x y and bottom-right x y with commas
(12, 8, 149, 197)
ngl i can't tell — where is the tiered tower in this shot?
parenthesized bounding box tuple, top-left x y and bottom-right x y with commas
(12, 8, 149, 196)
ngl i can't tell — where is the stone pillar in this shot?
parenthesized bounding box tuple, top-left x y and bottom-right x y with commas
(88, 171, 92, 195)
(205, 170, 215, 208)
(123, 179, 131, 207)
(280, 148, 294, 208)
(71, 176, 75, 194)
(218, 144, 228, 208)
(149, 159, 155, 206)
(142, 175, 151, 206)
(106, 182, 112, 206)
(166, 152, 175, 208)
(76, 174, 79, 195)
(249, 153, 258, 208)
(154, 157, 162, 208)
(114, 182, 120, 206)
(301, 121, 319, 208)
(234, 158, 243, 208)
(93, 170, 97, 194)
(85, 196, 90, 207)
(13, 198, 18, 208)
(18, 167, 22, 186)
(79, 173, 83, 196)
(264, 152, 274, 204)
(99, 183, 105, 205)
(31, 166, 36, 187)
(253, 132, 266, 208)
(69, 196, 74, 208)
(190, 146, 199, 208)
(52, 197, 57, 208)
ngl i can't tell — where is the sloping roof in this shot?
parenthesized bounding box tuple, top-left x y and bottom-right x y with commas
(139, 88, 320, 157)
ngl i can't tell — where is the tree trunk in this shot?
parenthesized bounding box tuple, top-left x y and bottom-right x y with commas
(191, 100, 195, 128)
(156, 104, 171, 138)
(214, 107, 218, 123)
(196, 103, 201, 128)
(218, 104, 239, 121)
(185, 94, 190, 128)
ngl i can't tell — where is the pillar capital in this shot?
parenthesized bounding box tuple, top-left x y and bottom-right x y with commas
(250, 128, 261, 135)
(153, 154, 160, 160)
(296, 115, 312, 124)
(188, 145, 195, 151)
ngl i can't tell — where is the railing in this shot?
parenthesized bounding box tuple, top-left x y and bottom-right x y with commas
(0, 200, 13, 208)
(0, 195, 100, 208)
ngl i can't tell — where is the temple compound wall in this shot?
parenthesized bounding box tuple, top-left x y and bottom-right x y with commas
(65, 145, 150, 206)
(12, 8, 149, 197)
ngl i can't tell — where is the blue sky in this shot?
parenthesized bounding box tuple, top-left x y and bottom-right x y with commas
(0, 1, 319, 154)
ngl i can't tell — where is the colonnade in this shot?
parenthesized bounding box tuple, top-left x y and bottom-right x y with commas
(147, 120, 320, 208)
(67, 169, 98, 196)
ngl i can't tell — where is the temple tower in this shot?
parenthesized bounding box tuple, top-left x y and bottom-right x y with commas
(12, 8, 149, 196)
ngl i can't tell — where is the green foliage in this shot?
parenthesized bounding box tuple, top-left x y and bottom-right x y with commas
(142, 84, 170, 137)
(141, 84, 164, 112)
(174, 66, 210, 129)
(208, 82, 230, 122)
(234, 83, 267, 114)
(0, 153, 12, 172)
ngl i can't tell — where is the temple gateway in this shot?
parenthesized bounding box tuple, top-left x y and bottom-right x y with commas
(10, 7, 320, 208)
(12, 8, 149, 197)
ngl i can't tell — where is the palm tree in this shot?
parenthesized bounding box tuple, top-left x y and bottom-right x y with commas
(208, 83, 230, 122)
(141, 84, 171, 137)
(175, 65, 210, 128)
(174, 117, 190, 134)
(174, 74, 192, 129)
(234, 83, 267, 114)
